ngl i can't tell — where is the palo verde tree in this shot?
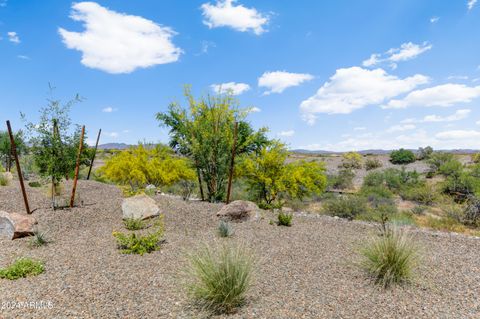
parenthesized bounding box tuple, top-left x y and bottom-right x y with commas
(157, 86, 269, 202)
(0, 130, 27, 172)
(23, 89, 90, 208)
(239, 141, 327, 209)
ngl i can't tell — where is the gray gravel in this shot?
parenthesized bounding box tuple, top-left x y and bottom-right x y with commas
(0, 180, 479, 318)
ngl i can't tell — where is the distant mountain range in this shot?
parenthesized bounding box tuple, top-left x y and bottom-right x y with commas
(98, 143, 131, 150)
(291, 149, 480, 155)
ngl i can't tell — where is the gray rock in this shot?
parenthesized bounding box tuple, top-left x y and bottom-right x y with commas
(217, 200, 259, 222)
(122, 194, 160, 220)
(0, 211, 37, 240)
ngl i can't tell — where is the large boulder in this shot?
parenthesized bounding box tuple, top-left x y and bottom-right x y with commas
(0, 211, 37, 240)
(217, 200, 259, 222)
(122, 194, 160, 220)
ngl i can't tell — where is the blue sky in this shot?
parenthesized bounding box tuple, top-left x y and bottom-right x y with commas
(1, 0, 480, 150)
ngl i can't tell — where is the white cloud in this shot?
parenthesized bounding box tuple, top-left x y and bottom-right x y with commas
(354, 127, 366, 131)
(384, 84, 480, 109)
(248, 107, 261, 113)
(17, 55, 30, 60)
(402, 109, 471, 123)
(278, 130, 295, 137)
(201, 0, 269, 35)
(363, 42, 432, 68)
(300, 67, 429, 123)
(0, 0, 7, 7)
(468, 0, 477, 10)
(7, 31, 20, 43)
(102, 106, 118, 113)
(59, 2, 182, 74)
(436, 130, 480, 139)
(105, 132, 119, 138)
(258, 71, 313, 95)
(387, 124, 416, 133)
(430, 16, 439, 23)
(447, 75, 469, 80)
(211, 82, 250, 95)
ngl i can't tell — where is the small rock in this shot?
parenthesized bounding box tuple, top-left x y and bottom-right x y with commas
(122, 194, 160, 220)
(217, 200, 259, 222)
(0, 211, 37, 240)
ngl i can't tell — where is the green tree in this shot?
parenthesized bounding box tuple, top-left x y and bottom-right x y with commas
(390, 148, 416, 164)
(0, 130, 26, 172)
(157, 86, 269, 202)
(240, 142, 327, 209)
(23, 90, 90, 207)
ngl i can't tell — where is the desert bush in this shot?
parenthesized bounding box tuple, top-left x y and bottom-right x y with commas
(442, 172, 480, 201)
(384, 168, 421, 192)
(99, 144, 196, 191)
(422, 215, 465, 233)
(340, 152, 363, 169)
(464, 196, 480, 227)
(0, 130, 27, 172)
(472, 153, 480, 163)
(157, 86, 270, 202)
(365, 157, 382, 170)
(240, 142, 326, 209)
(411, 205, 427, 215)
(185, 243, 254, 314)
(277, 212, 293, 226)
(417, 146, 433, 160)
(427, 152, 454, 174)
(217, 220, 234, 237)
(359, 185, 394, 200)
(400, 184, 437, 205)
(29, 231, 50, 247)
(359, 228, 419, 288)
(328, 168, 355, 190)
(438, 159, 463, 178)
(113, 217, 164, 255)
(322, 195, 368, 220)
(0, 174, 8, 186)
(0, 258, 44, 280)
(123, 217, 146, 231)
(390, 149, 416, 165)
(363, 171, 385, 187)
(28, 181, 42, 188)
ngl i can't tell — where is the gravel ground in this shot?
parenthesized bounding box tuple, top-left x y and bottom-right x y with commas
(1, 180, 479, 318)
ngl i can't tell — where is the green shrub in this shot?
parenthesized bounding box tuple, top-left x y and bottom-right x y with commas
(328, 168, 355, 190)
(359, 185, 394, 200)
(113, 218, 164, 255)
(29, 231, 50, 247)
(400, 184, 437, 205)
(442, 172, 480, 201)
(411, 205, 427, 215)
(390, 149, 416, 165)
(417, 146, 433, 160)
(217, 220, 234, 237)
(359, 228, 419, 288)
(427, 152, 454, 174)
(28, 181, 42, 188)
(322, 195, 368, 220)
(383, 168, 421, 192)
(277, 212, 293, 226)
(472, 153, 480, 163)
(365, 157, 382, 170)
(185, 243, 254, 314)
(0, 258, 44, 280)
(363, 171, 385, 187)
(438, 159, 463, 178)
(0, 174, 8, 186)
(464, 196, 480, 227)
(123, 217, 146, 231)
(340, 152, 363, 169)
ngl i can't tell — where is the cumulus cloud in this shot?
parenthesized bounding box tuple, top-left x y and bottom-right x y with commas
(299, 67, 428, 123)
(211, 82, 250, 95)
(430, 16, 439, 23)
(58, 2, 182, 74)
(387, 124, 416, 133)
(201, 0, 269, 35)
(363, 42, 432, 69)
(402, 109, 471, 124)
(102, 107, 117, 113)
(436, 130, 480, 139)
(468, 0, 477, 10)
(278, 130, 295, 137)
(383, 84, 480, 109)
(7, 31, 20, 43)
(258, 71, 313, 95)
(248, 107, 261, 113)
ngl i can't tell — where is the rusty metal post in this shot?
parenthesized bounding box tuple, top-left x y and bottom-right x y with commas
(6, 121, 30, 214)
(226, 121, 238, 204)
(70, 125, 85, 208)
(86, 129, 101, 180)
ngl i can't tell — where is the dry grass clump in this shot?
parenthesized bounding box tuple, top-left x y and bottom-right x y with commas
(359, 227, 419, 288)
(185, 243, 254, 314)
